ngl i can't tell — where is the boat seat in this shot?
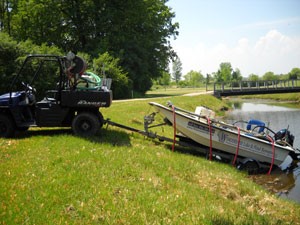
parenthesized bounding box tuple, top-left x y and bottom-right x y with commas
(246, 119, 265, 133)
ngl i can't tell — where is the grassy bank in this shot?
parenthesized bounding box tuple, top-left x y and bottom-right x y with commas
(1, 95, 300, 224)
(145, 87, 210, 98)
(238, 93, 300, 105)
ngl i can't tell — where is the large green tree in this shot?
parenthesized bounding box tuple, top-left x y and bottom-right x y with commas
(231, 68, 242, 82)
(184, 70, 204, 87)
(1, 0, 179, 96)
(93, 52, 131, 99)
(288, 68, 300, 80)
(0, 32, 18, 91)
(214, 62, 232, 82)
(0, 32, 63, 96)
(214, 62, 243, 83)
(0, 0, 15, 34)
(0, 33, 129, 99)
(248, 73, 259, 81)
(262, 71, 277, 81)
(160, 71, 171, 87)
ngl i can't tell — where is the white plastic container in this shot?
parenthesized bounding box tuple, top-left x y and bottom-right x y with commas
(194, 106, 215, 122)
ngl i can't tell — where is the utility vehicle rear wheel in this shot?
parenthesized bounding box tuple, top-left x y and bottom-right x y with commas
(72, 112, 100, 136)
(97, 111, 104, 128)
(0, 115, 15, 138)
(16, 126, 29, 132)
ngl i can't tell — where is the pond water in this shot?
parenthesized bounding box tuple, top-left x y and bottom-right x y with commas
(226, 101, 300, 204)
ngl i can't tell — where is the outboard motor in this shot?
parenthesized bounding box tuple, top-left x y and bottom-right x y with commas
(274, 129, 294, 147)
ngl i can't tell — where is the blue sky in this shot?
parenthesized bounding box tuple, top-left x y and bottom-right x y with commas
(167, 0, 300, 76)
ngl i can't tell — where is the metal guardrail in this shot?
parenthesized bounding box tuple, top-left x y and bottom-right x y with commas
(213, 79, 300, 97)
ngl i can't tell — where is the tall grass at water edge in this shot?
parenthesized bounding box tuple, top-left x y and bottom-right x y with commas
(238, 93, 300, 105)
(1, 95, 300, 224)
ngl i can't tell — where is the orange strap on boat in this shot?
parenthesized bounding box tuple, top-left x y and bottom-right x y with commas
(172, 105, 176, 152)
(232, 127, 241, 166)
(206, 116, 213, 160)
(267, 135, 275, 175)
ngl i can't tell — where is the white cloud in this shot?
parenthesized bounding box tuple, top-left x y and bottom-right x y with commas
(173, 30, 300, 77)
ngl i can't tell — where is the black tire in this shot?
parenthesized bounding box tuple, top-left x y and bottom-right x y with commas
(97, 111, 104, 128)
(16, 126, 29, 132)
(72, 112, 100, 136)
(0, 114, 15, 138)
(237, 159, 259, 174)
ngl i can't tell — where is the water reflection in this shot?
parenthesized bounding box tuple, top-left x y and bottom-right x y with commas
(227, 101, 300, 204)
(228, 102, 300, 147)
(249, 164, 300, 204)
(232, 102, 298, 112)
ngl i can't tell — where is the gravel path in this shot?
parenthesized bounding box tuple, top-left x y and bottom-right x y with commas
(113, 91, 213, 102)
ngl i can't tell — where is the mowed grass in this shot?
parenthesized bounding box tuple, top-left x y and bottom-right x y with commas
(1, 95, 300, 224)
(145, 86, 211, 98)
(238, 93, 300, 104)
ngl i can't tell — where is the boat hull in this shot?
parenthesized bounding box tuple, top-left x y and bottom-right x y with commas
(149, 102, 293, 166)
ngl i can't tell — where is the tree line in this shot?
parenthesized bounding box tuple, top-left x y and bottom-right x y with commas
(0, 0, 179, 99)
(155, 57, 300, 88)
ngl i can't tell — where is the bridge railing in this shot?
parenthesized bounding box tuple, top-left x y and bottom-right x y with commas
(214, 79, 300, 93)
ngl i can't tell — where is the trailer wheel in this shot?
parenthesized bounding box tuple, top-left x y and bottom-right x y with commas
(72, 112, 100, 136)
(237, 159, 260, 174)
(0, 114, 15, 138)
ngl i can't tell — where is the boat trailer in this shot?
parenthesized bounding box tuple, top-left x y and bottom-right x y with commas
(104, 111, 299, 174)
(104, 113, 203, 150)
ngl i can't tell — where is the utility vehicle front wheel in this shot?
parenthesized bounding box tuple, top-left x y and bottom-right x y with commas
(72, 112, 100, 137)
(0, 115, 15, 138)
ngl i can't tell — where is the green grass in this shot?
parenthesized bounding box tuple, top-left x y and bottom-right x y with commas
(145, 86, 211, 98)
(238, 93, 300, 104)
(105, 94, 228, 128)
(1, 95, 300, 224)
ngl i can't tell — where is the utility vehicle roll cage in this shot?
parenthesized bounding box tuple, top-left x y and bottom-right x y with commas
(9, 55, 68, 97)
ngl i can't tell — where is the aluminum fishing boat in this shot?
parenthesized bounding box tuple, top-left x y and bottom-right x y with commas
(149, 102, 300, 168)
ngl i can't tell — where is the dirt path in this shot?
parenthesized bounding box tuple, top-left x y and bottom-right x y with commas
(113, 90, 213, 102)
(182, 91, 213, 96)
